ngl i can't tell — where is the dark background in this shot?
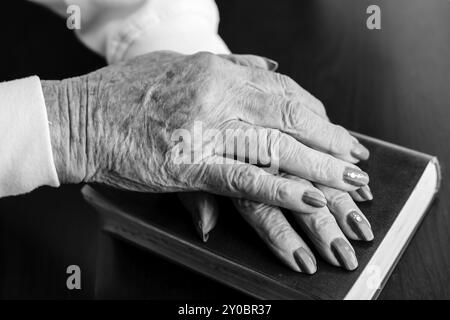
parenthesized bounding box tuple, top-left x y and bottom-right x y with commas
(0, 0, 449, 299)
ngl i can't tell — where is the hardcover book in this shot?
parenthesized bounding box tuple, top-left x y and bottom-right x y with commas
(82, 133, 441, 300)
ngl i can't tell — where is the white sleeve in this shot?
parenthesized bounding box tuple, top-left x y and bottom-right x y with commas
(30, 0, 230, 63)
(0, 77, 60, 197)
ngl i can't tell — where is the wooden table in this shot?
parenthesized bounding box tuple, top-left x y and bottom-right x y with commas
(0, 0, 449, 299)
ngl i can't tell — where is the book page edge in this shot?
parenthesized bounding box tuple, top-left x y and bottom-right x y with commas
(344, 160, 439, 300)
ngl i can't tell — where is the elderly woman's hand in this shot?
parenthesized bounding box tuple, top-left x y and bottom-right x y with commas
(41, 51, 368, 210)
(41, 51, 371, 273)
(171, 52, 374, 273)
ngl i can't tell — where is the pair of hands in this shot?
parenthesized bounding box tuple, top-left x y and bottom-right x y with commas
(42, 51, 373, 274)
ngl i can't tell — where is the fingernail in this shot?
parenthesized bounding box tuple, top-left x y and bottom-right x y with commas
(197, 220, 209, 243)
(331, 238, 358, 270)
(302, 190, 327, 208)
(347, 211, 374, 241)
(351, 141, 370, 161)
(343, 167, 369, 187)
(265, 58, 279, 71)
(293, 247, 317, 274)
(357, 185, 373, 201)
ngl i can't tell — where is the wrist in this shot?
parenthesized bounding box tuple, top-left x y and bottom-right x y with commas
(41, 78, 89, 184)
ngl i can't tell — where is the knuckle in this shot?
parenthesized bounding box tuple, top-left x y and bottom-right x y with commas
(276, 74, 328, 121)
(313, 156, 337, 182)
(191, 51, 219, 69)
(270, 224, 294, 245)
(264, 219, 294, 246)
(236, 198, 266, 212)
(279, 138, 303, 165)
(329, 191, 349, 207)
(274, 180, 292, 203)
(228, 166, 260, 194)
(265, 128, 284, 162)
(277, 73, 295, 91)
(311, 98, 327, 116)
(282, 99, 306, 129)
(328, 125, 351, 154)
(186, 52, 229, 111)
(310, 213, 337, 234)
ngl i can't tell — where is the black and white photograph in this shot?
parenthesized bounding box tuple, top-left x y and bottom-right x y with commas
(0, 0, 449, 306)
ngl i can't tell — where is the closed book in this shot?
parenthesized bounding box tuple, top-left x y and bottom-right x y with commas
(82, 133, 441, 300)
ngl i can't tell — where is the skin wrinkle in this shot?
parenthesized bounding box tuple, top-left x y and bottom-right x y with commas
(270, 178, 286, 204)
(75, 79, 88, 181)
(267, 222, 295, 250)
(84, 76, 90, 181)
(65, 82, 72, 169)
(42, 80, 81, 184)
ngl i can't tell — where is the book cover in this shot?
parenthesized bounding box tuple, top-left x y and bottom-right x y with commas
(82, 133, 441, 300)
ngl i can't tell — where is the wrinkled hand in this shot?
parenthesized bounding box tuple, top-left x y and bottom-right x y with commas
(42, 51, 372, 273)
(42, 51, 369, 214)
(173, 54, 374, 273)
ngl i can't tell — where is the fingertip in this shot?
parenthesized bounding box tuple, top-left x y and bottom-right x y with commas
(198, 194, 220, 235)
(264, 58, 279, 71)
(195, 220, 207, 242)
(357, 185, 373, 201)
(343, 166, 370, 188)
(202, 209, 219, 235)
(351, 140, 370, 161)
(293, 247, 317, 274)
(349, 190, 366, 202)
(330, 238, 358, 271)
(347, 211, 374, 242)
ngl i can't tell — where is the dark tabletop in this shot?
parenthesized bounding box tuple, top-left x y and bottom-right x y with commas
(0, 0, 449, 299)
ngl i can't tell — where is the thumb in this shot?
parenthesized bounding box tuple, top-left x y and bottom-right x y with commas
(177, 192, 220, 242)
(218, 54, 278, 71)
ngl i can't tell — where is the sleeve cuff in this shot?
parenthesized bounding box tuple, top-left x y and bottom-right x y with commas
(119, 19, 231, 62)
(0, 76, 60, 197)
(106, 0, 230, 63)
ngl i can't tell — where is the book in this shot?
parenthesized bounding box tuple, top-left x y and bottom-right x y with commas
(82, 133, 441, 300)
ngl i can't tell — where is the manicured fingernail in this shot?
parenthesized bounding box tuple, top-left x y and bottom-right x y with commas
(357, 185, 373, 201)
(302, 190, 327, 208)
(347, 211, 374, 241)
(343, 167, 369, 187)
(331, 238, 358, 270)
(351, 141, 370, 161)
(293, 247, 317, 274)
(265, 58, 279, 71)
